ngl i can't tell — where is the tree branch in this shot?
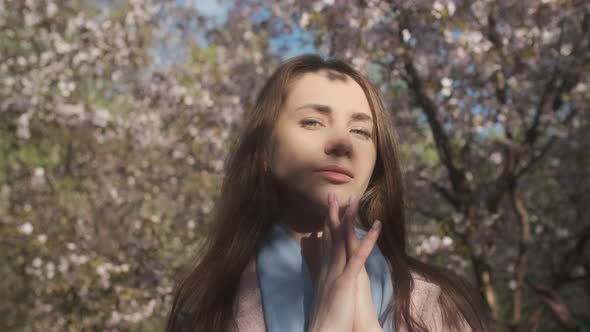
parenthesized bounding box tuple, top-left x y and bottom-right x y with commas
(416, 174, 460, 210)
(397, 21, 471, 208)
(508, 184, 532, 330)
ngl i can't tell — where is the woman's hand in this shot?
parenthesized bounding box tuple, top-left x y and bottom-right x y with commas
(344, 196, 384, 332)
(308, 192, 382, 332)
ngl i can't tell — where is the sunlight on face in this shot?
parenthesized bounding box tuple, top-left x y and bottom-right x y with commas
(268, 69, 377, 209)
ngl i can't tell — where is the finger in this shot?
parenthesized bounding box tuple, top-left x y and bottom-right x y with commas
(322, 217, 331, 264)
(319, 193, 333, 285)
(328, 193, 347, 274)
(319, 215, 331, 285)
(345, 195, 360, 258)
(328, 192, 340, 231)
(342, 220, 382, 281)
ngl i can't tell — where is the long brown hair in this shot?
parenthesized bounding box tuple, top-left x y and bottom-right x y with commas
(165, 54, 493, 331)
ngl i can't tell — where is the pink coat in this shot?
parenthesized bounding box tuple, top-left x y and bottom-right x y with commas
(235, 257, 473, 332)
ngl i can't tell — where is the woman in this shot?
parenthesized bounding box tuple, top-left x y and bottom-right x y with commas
(165, 54, 493, 331)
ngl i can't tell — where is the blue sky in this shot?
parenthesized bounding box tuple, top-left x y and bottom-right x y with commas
(190, 0, 229, 25)
(152, 0, 232, 65)
(189, 0, 316, 60)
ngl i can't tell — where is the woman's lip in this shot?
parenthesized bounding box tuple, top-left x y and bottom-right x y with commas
(316, 171, 352, 184)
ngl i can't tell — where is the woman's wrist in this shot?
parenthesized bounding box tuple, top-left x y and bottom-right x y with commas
(308, 321, 343, 332)
(308, 326, 335, 332)
(369, 321, 384, 332)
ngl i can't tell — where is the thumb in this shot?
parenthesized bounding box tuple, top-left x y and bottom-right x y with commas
(345, 197, 360, 258)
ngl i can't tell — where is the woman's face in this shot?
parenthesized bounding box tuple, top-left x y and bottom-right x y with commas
(267, 70, 377, 211)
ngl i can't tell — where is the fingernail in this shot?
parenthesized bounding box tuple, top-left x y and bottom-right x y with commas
(372, 220, 381, 230)
(328, 192, 332, 203)
(348, 195, 354, 205)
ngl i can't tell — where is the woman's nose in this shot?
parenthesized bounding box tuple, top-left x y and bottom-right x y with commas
(324, 129, 353, 157)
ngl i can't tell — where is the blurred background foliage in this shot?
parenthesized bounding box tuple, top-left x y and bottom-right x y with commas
(0, 0, 588, 331)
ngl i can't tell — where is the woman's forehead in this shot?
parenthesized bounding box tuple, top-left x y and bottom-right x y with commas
(284, 71, 371, 114)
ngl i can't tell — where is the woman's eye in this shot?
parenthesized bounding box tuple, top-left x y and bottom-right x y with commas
(301, 120, 372, 138)
(352, 129, 372, 138)
(301, 120, 322, 127)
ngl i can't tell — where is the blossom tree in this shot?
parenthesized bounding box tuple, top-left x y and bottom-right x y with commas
(1, 0, 274, 330)
(226, 0, 590, 330)
(1, 0, 588, 331)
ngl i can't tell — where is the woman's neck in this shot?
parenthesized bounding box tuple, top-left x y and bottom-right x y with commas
(275, 210, 325, 285)
(286, 226, 324, 285)
(274, 196, 327, 242)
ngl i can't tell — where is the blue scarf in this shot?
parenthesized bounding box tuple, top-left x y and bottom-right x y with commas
(256, 223, 394, 332)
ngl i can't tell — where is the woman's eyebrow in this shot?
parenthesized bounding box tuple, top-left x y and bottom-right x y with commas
(294, 103, 373, 123)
